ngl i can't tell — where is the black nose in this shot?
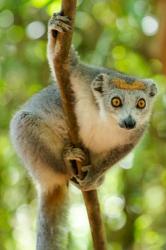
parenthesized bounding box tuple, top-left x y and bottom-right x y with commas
(120, 116, 136, 130)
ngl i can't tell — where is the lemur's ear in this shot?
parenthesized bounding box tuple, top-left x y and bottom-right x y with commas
(91, 73, 109, 93)
(149, 83, 157, 97)
(144, 80, 158, 97)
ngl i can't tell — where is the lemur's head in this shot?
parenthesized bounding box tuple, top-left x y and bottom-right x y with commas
(91, 73, 157, 130)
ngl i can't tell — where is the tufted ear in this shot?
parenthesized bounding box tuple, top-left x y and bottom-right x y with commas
(144, 80, 158, 97)
(91, 73, 110, 93)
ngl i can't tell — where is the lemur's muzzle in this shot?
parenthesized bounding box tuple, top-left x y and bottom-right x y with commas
(119, 115, 136, 130)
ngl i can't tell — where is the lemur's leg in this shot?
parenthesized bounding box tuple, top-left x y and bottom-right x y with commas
(10, 110, 88, 249)
(11, 111, 70, 249)
(10, 111, 72, 191)
(11, 110, 89, 189)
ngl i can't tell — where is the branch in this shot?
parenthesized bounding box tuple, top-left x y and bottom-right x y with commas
(53, 1, 107, 249)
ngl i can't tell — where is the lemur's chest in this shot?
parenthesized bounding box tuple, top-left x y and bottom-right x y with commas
(75, 97, 129, 154)
(79, 116, 129, 153)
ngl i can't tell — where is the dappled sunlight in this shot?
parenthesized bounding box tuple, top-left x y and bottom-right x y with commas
(0, 9, 14, 28)
(26, 21, 46, 40)
(69, 203, 90, 250)
(13, 204, 36, 250)
(141, 16, 159, 36)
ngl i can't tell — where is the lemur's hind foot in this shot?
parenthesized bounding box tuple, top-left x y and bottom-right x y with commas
(63, 146, 88, 177)
(48, 13, 72, 34)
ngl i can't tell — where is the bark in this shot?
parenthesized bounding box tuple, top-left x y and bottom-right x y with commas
(53, 0, 107, 249)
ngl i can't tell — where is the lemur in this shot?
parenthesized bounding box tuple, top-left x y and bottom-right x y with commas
(10, 13, 157, 250)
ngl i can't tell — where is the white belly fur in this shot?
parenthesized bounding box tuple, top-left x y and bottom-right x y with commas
(78, 108, 129, 153)
(71, 76, 129, 154)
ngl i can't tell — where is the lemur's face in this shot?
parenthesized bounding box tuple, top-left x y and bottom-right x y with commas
(91, 73, 157, 130)
(104, 88, 155, 129)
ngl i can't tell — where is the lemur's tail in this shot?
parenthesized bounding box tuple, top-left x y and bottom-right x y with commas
(36, 185, 69, 250)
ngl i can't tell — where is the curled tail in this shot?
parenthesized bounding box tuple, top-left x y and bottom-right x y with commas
(37, 185, 69, 250)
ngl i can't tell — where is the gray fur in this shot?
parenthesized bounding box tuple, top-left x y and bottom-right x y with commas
(36, 190, 68, 250)
(10, 13, 157, 250)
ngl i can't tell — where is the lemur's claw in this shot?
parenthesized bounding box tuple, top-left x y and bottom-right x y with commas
(48, 13, 72, 33)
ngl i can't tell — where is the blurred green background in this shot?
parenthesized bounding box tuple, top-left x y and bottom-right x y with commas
(0, 0, 166, 249)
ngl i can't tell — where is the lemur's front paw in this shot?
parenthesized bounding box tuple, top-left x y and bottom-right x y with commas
(48, 13, 72, 35)
(63, 146, 87, 177)
(75, 165, 104, 191)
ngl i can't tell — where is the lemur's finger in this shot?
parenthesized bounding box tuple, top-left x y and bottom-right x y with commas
(72, 157, 84, 162)
(71, 148, 87, 160)
(49, 22, 72, 32)
(63, 149, 86, 163)
(50, 13, 71, 25)
(57, 22, 72, 31)
(54, 15, 71, 24)
(65, 156, 84, 162)
(50, 25, 64, 33)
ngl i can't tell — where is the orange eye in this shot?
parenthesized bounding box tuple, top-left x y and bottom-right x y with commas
(111, 97, 122, 107)
(137, 98, 146, 109)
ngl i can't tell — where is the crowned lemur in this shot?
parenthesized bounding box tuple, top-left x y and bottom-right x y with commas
(10, 13, 157, 250)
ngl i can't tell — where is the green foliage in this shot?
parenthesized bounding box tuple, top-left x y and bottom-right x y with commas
(0, 0, 166, 249)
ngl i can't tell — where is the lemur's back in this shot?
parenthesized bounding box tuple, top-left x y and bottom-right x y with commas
(13, 84, 69, 144)
(23, 84, 61, 115)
